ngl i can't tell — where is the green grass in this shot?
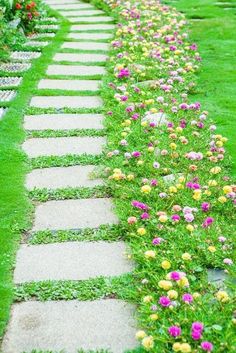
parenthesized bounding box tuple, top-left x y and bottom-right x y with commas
(164, 0, 236, 177)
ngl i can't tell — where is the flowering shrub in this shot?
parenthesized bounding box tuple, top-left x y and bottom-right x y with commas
(13, 0, 42, 32)
(99, 0, 236, 351)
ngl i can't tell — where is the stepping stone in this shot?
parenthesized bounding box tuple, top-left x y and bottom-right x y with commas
(50, 3, 94, 9)
(22, 136, 106, 158)
(68, 16, 113, 23)
(30, 95, 102, 109)
(0, 107, 7, 120)
(46, 64, 106, 76)
(2, 300, 136, 353)
(68, 32, 113, 40)
(60, 10, 104, 16)
(29, 32, 56, 39)
(53, 53, 108, 63)
(207, 268, 227, 286)
(24, 41, 49, 47)
(10, 51, 41, 61)
(35, 24, 59, 30)
(38, 79, 101, 91)
(45, 0, 79, 4)
(0, 63, 31, 72)
(41, 17, 58, 23)
(26, 165, 103, 189)
(61, 42, 109, 51)
(71, 24, 115, 31)
(0, 90, 16, 102)
(33, 198, 118, 231)
(0, 77, 22, 88)
(24, 113, 104, 130)
(14, 241, 132, 282)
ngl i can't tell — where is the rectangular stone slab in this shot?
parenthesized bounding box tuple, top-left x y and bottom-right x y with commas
(38, 79, 101, 91)
(33, 198, 118, 231)
(30, 95, 102, 108)
(2, 300, 137, 353)
(68, 32, 113, 40)
(61, 42, 109, 51)
(50, 4, 94, 9)
(68, 16, 113, 23)
(26, 165, 103, 190)
(22, 136, 106, 158)
(14, 241, 132, 283)
(46, 64, 106, 76)
(60, 10, 104, 16)
(53, 53, 108, 63)
(71, 24, 115, 31)
(24, 113, 104, 130)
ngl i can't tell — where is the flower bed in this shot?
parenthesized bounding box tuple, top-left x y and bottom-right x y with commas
(97, 0, 236, 351)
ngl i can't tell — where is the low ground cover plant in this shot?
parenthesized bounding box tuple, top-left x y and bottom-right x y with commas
(96, 0, 236, 351)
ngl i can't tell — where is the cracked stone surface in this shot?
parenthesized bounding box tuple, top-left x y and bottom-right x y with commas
(24, 41, 49, 47)
(50, 3, 94, 10)
(68, 32, 113, 40)
(0, 90, 16, 102)
(61, 41, 109, 51)
(46, 64, 106, 76)
(14, 241, 132, 282)
(0, 107, 7, 120)
(10, 51, 41, 61)
(0, 63, 31, 72)
(60, 10, 104, 16)
(53, 52, 108, 62)
(2, 300, 137, 353)
(24, 113, 104, 130)
(26, 165, 103, 190)
(30, 95, 103, 108)
(22, 136, 106, 158)
(33, 198, 118, 231)
(38, 79, 101, 91)
(71, 23, 115, 31)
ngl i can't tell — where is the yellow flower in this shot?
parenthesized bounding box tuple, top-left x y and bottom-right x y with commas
(143, 295, 153, 303)
(182, 252, 192, 261)
(145, 250, 156, 259)
(158, 280, 172, 290)
(186, 224, 194, 232)
(127, 174, 134, 181)
(167, 290, 178, 299)
(161, 260, 171, 269)
(216, 290, 229, 302)
(137, 227, 146, 235)
(173, 342, 182, 352)
(150, 314, 158, 321)
(223, 185, 232, 194)
(180, 343, 191, 353)
(141, 121, 148, 127)
(159, 215, 168, 223)
(208, 246, 216, 253)
(169, 186, 178, 193)
(148, 146, 154, 153)
(210, 166, 221, 174)
(177, 276, 189, 288)
(193, 292, 201, 299)
(137, 160, 144, 166)
(208, 180, 217, 186)
(135, 330, 146, 340)
(170, 142, 177, 150)
(142, 336, 154, 350)
(141, 185, 151, 193)
(218, 196, 227, 203)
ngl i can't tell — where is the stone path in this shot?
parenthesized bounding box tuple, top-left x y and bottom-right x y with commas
(2, 1, 136, 353)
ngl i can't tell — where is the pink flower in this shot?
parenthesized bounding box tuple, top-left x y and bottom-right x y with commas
(191, 330, 202, 340)
(171, 214, 180, 222)
(223, 258, 233, 265)
(182, 293, 193, 303)
(159, 296, 171, 307)
(168, 326, 181, 337)
(118, 68, 130, 78)
(201, 342, 213, 351)
(202, 217, 214, 228)
(152, 237, 164, 245)
(201, 202, 210, 212)
(192, 322, 204, 332)
(170, 271, 181, 281)
(141, 212, 150, 219)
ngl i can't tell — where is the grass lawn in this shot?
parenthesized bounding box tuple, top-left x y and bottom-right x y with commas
(164, 0, 236, 177)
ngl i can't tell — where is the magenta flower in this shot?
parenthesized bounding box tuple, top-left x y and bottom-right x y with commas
(170, 271, 181, 281)
(171, 214, 180, 222)
(202, 217, 214, 228)
(191, 330, 202, 340)
(141, 212, 150, 219)
(201, 202, 210, 212)
(168, 326, 181, 337)
(118, 68, 130, 78)
(132, 151, 141, 158)
(201, 342, 213, 351)
(192, 322, 204, 332)
(182, 293, 193, 303)
(152, 237, 164, 245)
(159, 296, 171, 307)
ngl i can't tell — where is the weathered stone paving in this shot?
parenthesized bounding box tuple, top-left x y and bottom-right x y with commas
(14, 241, 132, 282)
(33, 198, 118, 230)
(26, 165, 103, 189)
(24, 113, 104, 130)
(2, 300, 136, 353)
(22, 136, 106, 157)
(2, 1, 136, 352)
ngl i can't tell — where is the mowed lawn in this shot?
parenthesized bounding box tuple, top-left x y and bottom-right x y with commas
(164, 0, 236, 177)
